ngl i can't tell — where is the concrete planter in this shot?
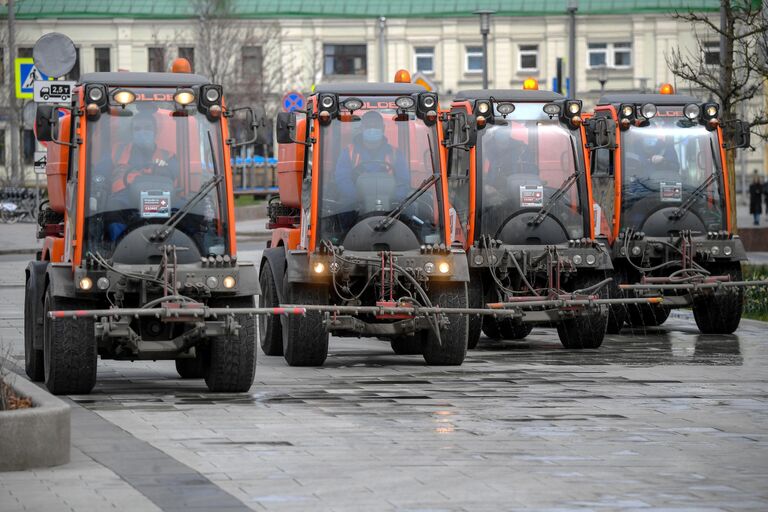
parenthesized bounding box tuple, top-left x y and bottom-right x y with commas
(0, 376, 70, 471)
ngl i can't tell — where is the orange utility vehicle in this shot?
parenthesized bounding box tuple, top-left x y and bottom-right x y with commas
(447, 84, 657, 350)
(587, 87, 755, 333)
(25, 67, 280, 395)
(259, 75, 473, 366)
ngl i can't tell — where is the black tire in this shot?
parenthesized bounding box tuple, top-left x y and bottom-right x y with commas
(202, 296, 258, 392)
(43, 287, 97, 395)
(693, 262, 743, 335)
(24, 268, 45, 381)
(500, 321, 534, 340)
(390, 335, 424, 355)
(480, 281, 532, 341)
(605, 272, 628, 334)
(281, 279, 329, 367)
(175, 357, 205, 379)
(422, 281, 468, 366)
(259, 260, 284, 356)
(557, 274, 608, 349)
(466, 274, 483, 349)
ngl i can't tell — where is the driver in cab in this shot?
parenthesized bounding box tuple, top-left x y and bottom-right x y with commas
(626, 135, 680, 174)
(335, 110, 410, 205)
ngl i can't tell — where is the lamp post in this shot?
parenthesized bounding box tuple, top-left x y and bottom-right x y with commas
(597, 65, 608, 95)
(567, 0, 578, 98)
(474, 9, 496, 89)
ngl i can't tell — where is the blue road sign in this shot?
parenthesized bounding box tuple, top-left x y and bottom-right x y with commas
(282, 91, 305, 113)
(16, 58, 50, 99)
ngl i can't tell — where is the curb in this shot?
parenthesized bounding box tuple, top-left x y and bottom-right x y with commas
(0, 375, 71, 471)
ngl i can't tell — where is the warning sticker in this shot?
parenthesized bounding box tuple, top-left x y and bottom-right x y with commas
(140, 191, 171, 218)
(520, 185, 544, 208)
(660, 181, 682, 202)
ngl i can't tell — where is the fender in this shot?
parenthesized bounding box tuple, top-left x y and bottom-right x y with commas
(261, 247, 287, 303)
(231, 261, 261, 298)
(26, 261, 49, 350)
(45, 263, 77, 299)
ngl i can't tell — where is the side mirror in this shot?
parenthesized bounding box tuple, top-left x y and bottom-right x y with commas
(276, 111, 298, 144)
(226, 106, 259, 148)
(585, 117, 616, 150)
(35, 105, 57, 142)
(729, 119, 751, 150)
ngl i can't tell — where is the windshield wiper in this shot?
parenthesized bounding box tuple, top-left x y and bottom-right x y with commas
(669, 139, 719, 221)
(153, 131, 223, 242)
(529, 136, 582, 227)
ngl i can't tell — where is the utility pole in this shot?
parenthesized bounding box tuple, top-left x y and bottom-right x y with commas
(474, 10, 495, 89)
(378, 17, 386, 82)
(7, 0, 22, 185)
(567, 0, 578, 99)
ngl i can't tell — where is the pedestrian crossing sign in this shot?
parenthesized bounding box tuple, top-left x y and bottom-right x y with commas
(15, 58, 50, 99)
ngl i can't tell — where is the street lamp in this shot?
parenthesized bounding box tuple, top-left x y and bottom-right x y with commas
(566, 0, 578, 98)
(474, 9, 496, 89)
(597, 65, 608, 95)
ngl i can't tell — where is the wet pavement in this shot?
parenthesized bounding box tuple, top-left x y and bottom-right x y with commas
(0, 250, 767, 511)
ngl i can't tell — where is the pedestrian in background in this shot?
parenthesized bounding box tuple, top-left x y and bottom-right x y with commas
(749, 170, 763, 225)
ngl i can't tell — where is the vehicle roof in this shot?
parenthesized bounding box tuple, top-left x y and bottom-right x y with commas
(313, 82, 427, 95)
(598, 93, 701, 106)
(454, 89, 564, 102)
(79, 72, 210, 87)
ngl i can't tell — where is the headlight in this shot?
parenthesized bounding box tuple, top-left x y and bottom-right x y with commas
(572, 254, 583, 265)
(723, 246, 733, 256)
(206, 276, 219, 289)
(631, 245, 642, 256)
(205, 88, 220, 103)
(477, 101, 491, 115)
(438, 262, 450, 274)
(497, 103, 515, 116)
(395, 96, 415, 109)
(585, 254, 596, 265)
(343, 98, 363, 111)
(79, 277, 93, 290)
(543, 103, 561, 116)
(424, 262, 435, 274)
(222, 276, 236, 289)
(711, 245, 720, 256)
(88, 87, 104, 102)
(704, 103, 719, 118)
(566, 100, 581, 115)
(173, 88, 196, 105)
(421, 95, 436, 109)
(113, 89, 135, 105)
(321, 95, 336, 109)
(473, 254, 484, 265)
(640, 103, 657, 119)
(96, 277, 110, 290)
(620, 104, 634, 118)
(683, 103, 700, 120)
(313, 262, 325, 274)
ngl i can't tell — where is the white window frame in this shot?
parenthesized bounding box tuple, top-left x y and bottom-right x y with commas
(587, 42, 632, 69)
(414, 46, 435, 74)
(465, 46, 484, 74)
(518, 44, 539, 72)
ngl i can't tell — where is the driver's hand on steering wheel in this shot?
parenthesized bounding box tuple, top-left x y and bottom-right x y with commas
(651, 155, 664, 164)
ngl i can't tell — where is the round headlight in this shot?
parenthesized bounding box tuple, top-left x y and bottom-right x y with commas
(585, 254, 596, 265)
(711, 245, 720, 256)
(497, 103, 515, 116)
(477, 101, 491, 115)
(640, 103, 657, 119)
(206, 276, 219, 289)
(424, 262, 435, 274)
(205, 88, 220, 103)
(97, 277, 110, 290)
(313, 262, 325, 274)
(79, 277, 93, 290)
(473, 254, 484, 265)
(438, 262, 450, 274)
(683, 103, 700, 120)
(321, 95, 335, 109)
(705, 104, 718, 118)
(543, 103, 561, 116)
(567, 101, 581, 115)
(395, 96, 416, 109)
(113, 89, 135, 105)
(343, 98, 363, 111)
(572, 254, 583, 265)
(422, 95, 436, 109)
(723, 246, 733, 256)
(620, 104, 634, 118)
(631, 245, 642, 256)
(222, 276, 236, 289)
(88, 87, 104, 102)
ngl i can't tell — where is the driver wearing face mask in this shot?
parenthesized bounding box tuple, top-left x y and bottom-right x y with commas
(335, 110, 410, 203)
(629, 135, 680, 173)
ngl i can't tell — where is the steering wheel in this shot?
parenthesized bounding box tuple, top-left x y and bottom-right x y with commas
(122, 163, 174, 190)
(352, 160, 395, 175)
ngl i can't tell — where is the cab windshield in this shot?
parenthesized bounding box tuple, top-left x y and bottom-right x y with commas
(478, 103, 585, 240)
(84, 88, 228, 259)
(317, 96, 443, 247)
(621, 112, 724, 231)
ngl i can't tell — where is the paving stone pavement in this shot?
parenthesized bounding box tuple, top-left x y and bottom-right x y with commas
(1, 253, 767, 511)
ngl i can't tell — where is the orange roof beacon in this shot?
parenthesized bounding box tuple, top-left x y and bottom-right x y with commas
(586, 91, 756, 335)
(28, 66, 271, 395)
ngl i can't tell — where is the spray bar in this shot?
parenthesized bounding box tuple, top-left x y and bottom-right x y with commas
(620, 279, 768, 291)
(49, 306, 308, 320)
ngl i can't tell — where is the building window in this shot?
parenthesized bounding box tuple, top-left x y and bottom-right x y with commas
(22, 130, 35, 165)
(178, 47, 195, 71)
(148, 47, 165, 72)
(703, 41, 720, 66)
(414, 47, 434, 74)
(18, 47, 33, 58)
(323, 44, 367, 76)
(465, 46, 483, 73)
(0, 129, 5, 166)
(519, 44, 539, 72)
(95, 48, 111, 72)
(241, 46, 263, 79)
(588, 42, 632, 69)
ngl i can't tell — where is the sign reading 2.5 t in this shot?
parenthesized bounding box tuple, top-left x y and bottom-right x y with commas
(34, 80, 75, 104)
